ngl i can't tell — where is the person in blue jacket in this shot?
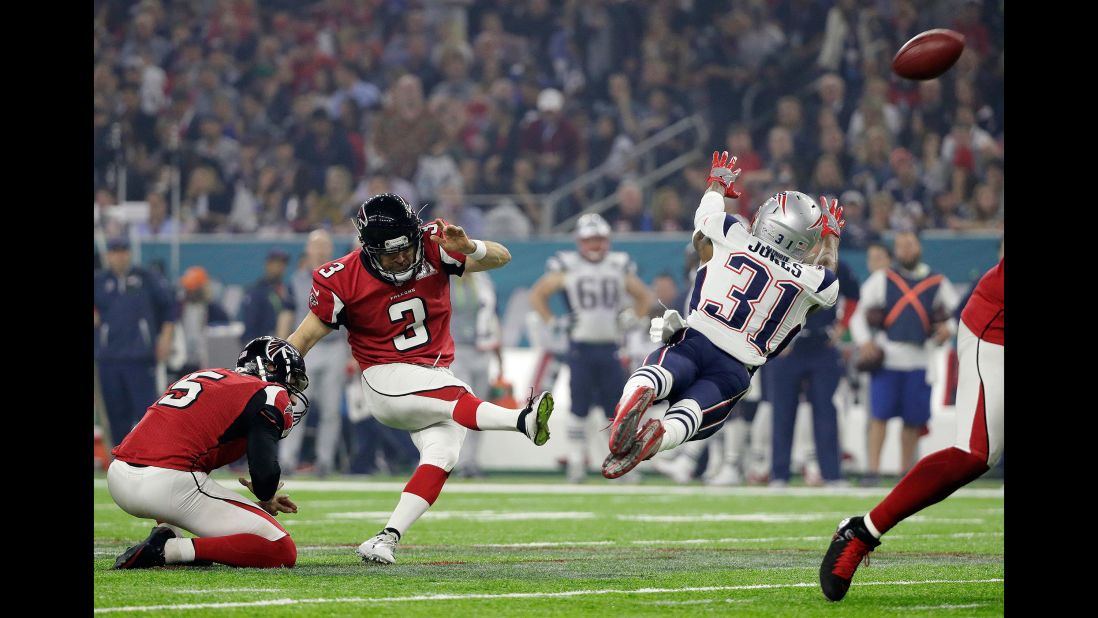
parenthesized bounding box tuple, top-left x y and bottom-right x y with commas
(94, 237, 177, 448)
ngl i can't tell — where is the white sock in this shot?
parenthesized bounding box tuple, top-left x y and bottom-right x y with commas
(676, 439, 705, 463)
(703, 440, 724, 478)
(622, 365, 674, 404)
(384, 492, 431, 537)
(723, 417, 749, 468)
(659, 399, 702, 453)
(163, 538, 195, 564)
(473, 400, 524, 431)
(863, 513, 883, 539)
(566, 417, 587, 467)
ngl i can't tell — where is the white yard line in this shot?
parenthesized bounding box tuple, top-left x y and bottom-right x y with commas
(94, 531, 1003, 558)
(175, 589, 283, 594)
(92, 479, 1004, 498)
(908, 603, 986, 610)
(94, 579, 1004, 613)
(325, 510, 597, 521)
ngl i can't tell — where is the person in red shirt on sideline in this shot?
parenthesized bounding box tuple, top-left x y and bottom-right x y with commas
(819, 258, 1004, 601)
(108, 336, 310, 569)
(287, 193, 554, 565)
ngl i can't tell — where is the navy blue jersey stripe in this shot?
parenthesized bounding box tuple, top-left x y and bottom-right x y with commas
(816, 267, 838, 293)
(722, 214, 740, 236)
(689, 266, 708, 313)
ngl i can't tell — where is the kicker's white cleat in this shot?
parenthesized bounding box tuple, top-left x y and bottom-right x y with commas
(356, 529, 400, 565)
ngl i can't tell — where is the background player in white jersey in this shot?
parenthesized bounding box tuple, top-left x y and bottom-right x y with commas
(287, 194, 554, 565)
(528, 213, 651, 482)
(603, 151, 847, 479)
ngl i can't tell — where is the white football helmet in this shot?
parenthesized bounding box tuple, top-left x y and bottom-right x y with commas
(750, 191, 826, 261)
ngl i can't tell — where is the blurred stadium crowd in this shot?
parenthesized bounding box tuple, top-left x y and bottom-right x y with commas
(94, 0, 1003, 241)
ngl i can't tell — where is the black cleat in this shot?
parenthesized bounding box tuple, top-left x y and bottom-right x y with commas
(113, 525, 177, 570)
(819, 516, 881, 601)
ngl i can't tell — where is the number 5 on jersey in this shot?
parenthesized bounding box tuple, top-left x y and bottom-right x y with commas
(390, 298, 430, 351)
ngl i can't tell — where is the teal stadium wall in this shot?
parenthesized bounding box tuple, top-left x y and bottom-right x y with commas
(129, 233, 1002, 313)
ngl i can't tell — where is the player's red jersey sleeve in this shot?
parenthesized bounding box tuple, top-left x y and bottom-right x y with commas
(308, 253, 358, 328)
(960, 258, 1004, 345)
(424, 218, 468, 277)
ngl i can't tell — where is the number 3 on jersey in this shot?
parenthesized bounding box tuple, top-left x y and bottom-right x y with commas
(390, 297, 430, 351)
(702, 254, 801, 353)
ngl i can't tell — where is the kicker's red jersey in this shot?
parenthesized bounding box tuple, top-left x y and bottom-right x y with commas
(112, 369, 294, 472)
(960, 258, 1004, 345)
(309, 222, 467, 370)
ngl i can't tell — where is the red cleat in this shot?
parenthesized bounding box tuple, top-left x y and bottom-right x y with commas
(608, 386, 656, 455)
(602, 419, 665, 479)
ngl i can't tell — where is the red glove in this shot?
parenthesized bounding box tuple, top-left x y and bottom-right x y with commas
(706, 150, 742, 199)
(819, 195, 846, 239)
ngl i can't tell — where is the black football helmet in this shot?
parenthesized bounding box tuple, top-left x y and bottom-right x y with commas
(236, 336, 310, 430)
(353, 193, 424, 285)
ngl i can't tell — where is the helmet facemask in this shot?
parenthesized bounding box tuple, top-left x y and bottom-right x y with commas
(749, 192, 824, 262)
(359, 230, 424, 285)
(237, 337, 311, 432)
(353, 193, 425, 285)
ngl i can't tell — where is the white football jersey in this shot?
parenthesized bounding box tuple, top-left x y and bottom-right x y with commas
(546, 250, 635, 343)
(686, 199, 839, 367)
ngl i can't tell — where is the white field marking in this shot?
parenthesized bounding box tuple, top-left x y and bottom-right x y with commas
(908, 604, 986, 610)
(93, 579, 1004, 613)
(92, 479, 1004, 498)
(324, 510, 597, 522)
(907, 516, 986, 524)
(617, 513, 843, 523)
(470, 541, 615, 548)
(95, 531, 1003, 559)
(650, 599, 752, 606)
(281, 511, 983, 525)
(909, 605, 988, 610)
(629, 531, 1004, 545)
(176, 589, 283, 595)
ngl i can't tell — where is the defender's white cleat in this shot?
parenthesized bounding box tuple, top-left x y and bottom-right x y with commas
(653, 454, 696, 484)
(706, 463, 744, 486)
(356, 529, 400, 565)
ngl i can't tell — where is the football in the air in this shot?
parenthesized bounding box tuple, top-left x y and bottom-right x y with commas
(892, 29, 966, 80)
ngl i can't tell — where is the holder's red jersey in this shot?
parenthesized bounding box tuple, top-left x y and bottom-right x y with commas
(308, 222, 467, 370)
(111, 369, 293, 472)
(960, 258, 1004, 345)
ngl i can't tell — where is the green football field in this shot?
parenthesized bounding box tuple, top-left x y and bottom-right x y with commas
(93, 473, 1004, 616)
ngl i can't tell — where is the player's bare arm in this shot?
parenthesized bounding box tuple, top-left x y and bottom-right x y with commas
(812, 195, 846, 272)
(692, 151, 743, 265)
(430, 223, 511, 272)
(625, 273, 651, 318)
(812, 234, 840, 272)
(528, 271, 566, 323)
(287, 312, 335, 357)
(275, 308, 295, 340)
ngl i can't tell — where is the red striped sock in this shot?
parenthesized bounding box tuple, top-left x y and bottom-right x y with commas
(452, 392, 482, 430)
(868, 447, 989, 535)
(414, 386, 482, 430)
(404, 464, 450, 505)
